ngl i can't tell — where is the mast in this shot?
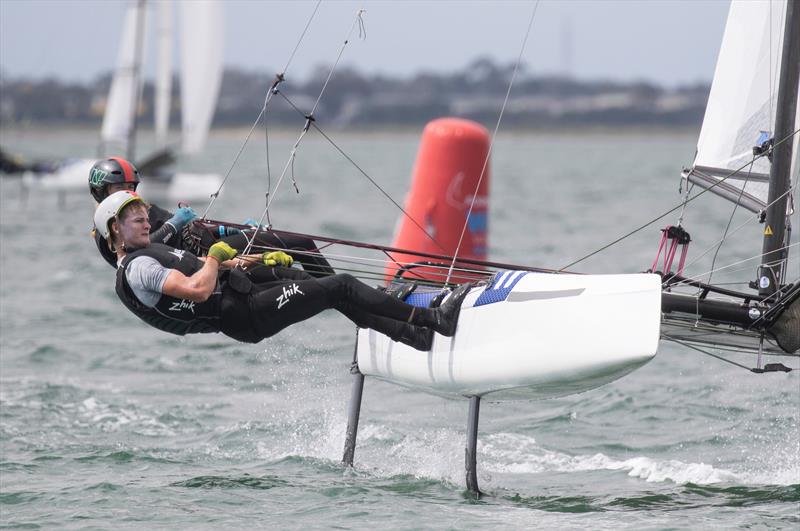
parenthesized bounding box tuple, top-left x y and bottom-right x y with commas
(759, 0, 800, 297)
(126, 0, 147, 162)
(154, 0, 173, 147)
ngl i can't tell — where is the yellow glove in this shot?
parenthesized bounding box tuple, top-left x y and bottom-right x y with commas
(207, 241, 238, 263)
(262, 250, 293, 267)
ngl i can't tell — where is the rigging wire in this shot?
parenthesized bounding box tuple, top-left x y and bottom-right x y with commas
(311, 121, 446, 253)
(200, 0, 323, 220)
(233, 241, 490, 280)
(200, 219, 558, 275)
(264, 106, 273, 228)
(706, 163, 755, 285)
(272, 90, 446, 253)
(310, 10, 365, 116)
(558, 127, 800, 273)
(445, 0, 541, 285)
(666, 181, 799, 290)
(265, 0, 323, 228)
(667, 338, 762, 372)
(675, 180, 694, 228)
(216, 235, 490, 287)
(239, 10, 368, 258)
(666, 240, 800, 294)
(219, 233, 492, 278)
(281, 0, 323, 75)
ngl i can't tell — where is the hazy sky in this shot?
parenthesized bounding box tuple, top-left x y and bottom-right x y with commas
(0, 0, 731, 87)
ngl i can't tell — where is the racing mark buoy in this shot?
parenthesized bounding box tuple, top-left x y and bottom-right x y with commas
(385, 117, 490, 284)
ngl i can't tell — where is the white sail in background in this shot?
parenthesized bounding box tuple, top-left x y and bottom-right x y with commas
(101, 1, 147, 151)
(179, 0, 224, 154)
(690, 0, 792, 212)
(154, 0, 173, 145)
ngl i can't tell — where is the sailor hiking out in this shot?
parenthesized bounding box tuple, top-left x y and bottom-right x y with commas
(95, 190, 470, 350)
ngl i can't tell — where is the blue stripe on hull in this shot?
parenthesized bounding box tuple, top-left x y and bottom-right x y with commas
(474, 270, 528, 307)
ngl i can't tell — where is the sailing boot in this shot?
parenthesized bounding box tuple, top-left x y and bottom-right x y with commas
(431, 282, 472, 337)
(396, 323, 434, 352)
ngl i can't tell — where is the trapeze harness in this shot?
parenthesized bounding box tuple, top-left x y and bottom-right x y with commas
(114, 243, 296, 344)
(115, 244, 224, 336)
(115, 243, 436, 346)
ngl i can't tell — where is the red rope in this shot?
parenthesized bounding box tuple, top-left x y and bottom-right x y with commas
(651, 225, 691, 276)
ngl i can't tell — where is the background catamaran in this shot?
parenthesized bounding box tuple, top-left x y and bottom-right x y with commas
(21, 0, 224, 202)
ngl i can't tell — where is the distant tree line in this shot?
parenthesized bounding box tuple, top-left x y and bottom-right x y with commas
(0, 58, 709, 129)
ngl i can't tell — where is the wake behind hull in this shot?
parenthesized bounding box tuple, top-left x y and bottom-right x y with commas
(356, 272, 662, 400)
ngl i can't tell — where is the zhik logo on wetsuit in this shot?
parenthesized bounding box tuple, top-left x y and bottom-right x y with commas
(169, 249, 185, 261)
(276, 283, 304, 309)
(169, 299, 195, 314)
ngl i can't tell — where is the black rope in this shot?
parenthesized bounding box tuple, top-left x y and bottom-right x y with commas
(272, 90, 446, 254)
(668, 338, 757, 372)
(201, 0, 320, 219)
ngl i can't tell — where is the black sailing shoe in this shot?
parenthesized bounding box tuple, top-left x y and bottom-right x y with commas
(398, 324, 434, 352)
(432, 283, 473, 337)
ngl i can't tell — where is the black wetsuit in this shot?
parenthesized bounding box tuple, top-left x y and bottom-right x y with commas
(95, 203, 333, 277)
(116, 244, 433, 344)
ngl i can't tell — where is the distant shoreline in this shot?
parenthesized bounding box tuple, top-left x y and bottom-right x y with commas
(1, 123, 700, 137)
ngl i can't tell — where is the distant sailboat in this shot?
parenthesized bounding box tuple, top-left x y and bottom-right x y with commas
(23, 0, 224, 202)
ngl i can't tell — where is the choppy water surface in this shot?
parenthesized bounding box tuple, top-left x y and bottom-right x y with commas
(1, 128, 798, 529)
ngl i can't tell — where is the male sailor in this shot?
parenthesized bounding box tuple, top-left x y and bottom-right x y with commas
(88, 157, 334, 277)
(95, 190, 470, 351)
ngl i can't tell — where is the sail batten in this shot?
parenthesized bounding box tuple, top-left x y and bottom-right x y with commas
(685, 167, 769, 213)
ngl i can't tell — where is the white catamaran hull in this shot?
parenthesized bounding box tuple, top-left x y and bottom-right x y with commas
(357, 272, 662, 400)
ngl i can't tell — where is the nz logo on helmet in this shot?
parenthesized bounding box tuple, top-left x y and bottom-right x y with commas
(89, 168, 110, 186)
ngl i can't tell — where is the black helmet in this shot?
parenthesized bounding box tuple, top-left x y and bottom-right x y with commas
(88, 157, 140, 202)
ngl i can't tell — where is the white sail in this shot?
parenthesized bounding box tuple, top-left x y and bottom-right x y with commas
(690, 0, 791, 212)
(154, 0, 173, 146)
(101, 1, 147, 151)
(178, 0, 224, 154)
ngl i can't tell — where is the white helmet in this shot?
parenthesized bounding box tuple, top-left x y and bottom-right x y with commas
(94, 190, 145, 240)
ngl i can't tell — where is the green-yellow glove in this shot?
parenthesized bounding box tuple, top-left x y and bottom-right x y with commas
(262, 250, 293, 267)
(207, 241, 238, 263)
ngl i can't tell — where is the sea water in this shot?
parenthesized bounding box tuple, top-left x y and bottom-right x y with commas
(1, 128, 798, 529)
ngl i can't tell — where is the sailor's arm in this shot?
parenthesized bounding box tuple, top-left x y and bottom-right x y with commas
(160, 241, 238, 302)
(148, 206, 197, 246)
(161, 259, 220, 303)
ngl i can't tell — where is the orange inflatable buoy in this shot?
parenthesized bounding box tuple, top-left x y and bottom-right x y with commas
(385, 117, 490, 284)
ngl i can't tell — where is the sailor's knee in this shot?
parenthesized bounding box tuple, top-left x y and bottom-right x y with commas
(322, 273, 357, 297)
(335, 273, 356, 284)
